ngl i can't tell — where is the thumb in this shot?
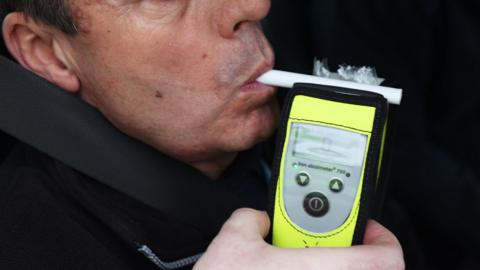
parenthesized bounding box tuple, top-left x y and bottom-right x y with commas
(363, 220, 401, 248)
(220, 208, 271, 240)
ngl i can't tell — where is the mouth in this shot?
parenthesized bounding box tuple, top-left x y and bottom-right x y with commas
(240, 62, 274, 92)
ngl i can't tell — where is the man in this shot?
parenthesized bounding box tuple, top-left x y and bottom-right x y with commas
(0, 1, 404, 269)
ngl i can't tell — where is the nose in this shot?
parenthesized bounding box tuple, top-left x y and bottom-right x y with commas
(216, 0, 271, 39)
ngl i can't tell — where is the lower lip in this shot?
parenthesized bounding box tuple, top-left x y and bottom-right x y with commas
(241, 81, 272, 92)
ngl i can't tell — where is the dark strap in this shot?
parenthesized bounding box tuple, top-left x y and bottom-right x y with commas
(0, 56, 242, 239)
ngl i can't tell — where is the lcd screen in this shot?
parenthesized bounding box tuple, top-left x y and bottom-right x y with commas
(291, 122, 367, 167)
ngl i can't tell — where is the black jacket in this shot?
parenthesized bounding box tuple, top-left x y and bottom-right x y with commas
(0, 143, 269, 270)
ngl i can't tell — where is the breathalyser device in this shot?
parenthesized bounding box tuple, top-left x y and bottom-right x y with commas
(258, 70, 402, 248)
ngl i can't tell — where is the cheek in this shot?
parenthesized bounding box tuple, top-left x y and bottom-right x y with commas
(213, 100, 279, 150)
(130, 45, 221, 100)
(77, 46, 223, 138)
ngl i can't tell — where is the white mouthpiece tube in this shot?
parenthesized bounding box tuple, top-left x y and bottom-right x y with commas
(257, 70, 403, 105)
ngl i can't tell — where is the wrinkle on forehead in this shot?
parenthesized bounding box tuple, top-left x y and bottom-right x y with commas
(80, 0, 139, 7)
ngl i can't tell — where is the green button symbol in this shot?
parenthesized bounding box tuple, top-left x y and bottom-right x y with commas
(296, 172, 310, 186)
(329, 178, 344, 193)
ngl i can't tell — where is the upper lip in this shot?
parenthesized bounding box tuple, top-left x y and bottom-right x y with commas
(244, 61, 274, 85)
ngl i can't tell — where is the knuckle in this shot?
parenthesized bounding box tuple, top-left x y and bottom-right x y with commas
(219, 221, 241, 239)
(229, 208, 264, 225)
(232, 208, 259, 217)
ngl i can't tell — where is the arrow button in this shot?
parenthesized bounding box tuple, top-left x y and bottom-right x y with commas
(295, 172, 310, 187)
(329, 178, 344, 193)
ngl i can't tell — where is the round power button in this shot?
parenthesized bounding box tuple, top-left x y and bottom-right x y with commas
(303, 192, 329, 217)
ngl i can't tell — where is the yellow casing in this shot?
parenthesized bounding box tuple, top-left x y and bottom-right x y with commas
(272, 95, 378, 248)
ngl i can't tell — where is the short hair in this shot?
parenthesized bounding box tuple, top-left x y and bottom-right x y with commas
(1, 0, 78, 35)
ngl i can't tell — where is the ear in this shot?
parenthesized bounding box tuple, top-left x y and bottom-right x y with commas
(2, 12, 80, 93)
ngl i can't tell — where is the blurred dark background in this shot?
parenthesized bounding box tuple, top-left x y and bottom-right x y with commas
(263, 0, 480, 269)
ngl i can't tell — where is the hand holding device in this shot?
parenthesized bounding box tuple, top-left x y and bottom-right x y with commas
(194, 209, 404, 270)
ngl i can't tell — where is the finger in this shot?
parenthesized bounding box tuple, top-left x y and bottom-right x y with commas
(221, 208, 271, 240)
(363, 220, 401, 248)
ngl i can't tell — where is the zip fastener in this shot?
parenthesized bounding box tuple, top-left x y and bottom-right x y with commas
(137, 244, 203, 270)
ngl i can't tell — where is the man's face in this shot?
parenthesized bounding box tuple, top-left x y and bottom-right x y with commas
(65, 0, 278, 166)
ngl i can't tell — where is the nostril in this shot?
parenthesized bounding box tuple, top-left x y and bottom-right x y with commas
(233, 22, 241, 32)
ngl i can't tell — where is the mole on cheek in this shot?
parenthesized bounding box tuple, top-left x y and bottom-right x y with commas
(202, 53, 208, 59)
(155, 91, 164, 99)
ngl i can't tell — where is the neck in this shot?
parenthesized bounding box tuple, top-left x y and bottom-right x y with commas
(189, 153, 238, 180)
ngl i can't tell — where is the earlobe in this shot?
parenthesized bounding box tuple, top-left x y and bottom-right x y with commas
(2, 12, 80, 93)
